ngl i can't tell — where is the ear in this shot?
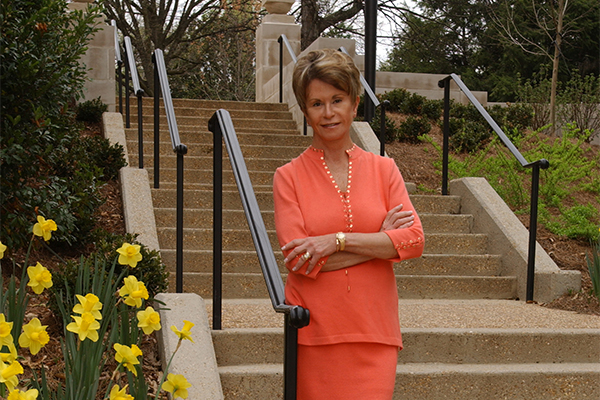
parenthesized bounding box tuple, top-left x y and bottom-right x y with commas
(353, 96, 360, 117)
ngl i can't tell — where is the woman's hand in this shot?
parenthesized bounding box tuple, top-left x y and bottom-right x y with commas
(380, 204, 414, 231)
(282, 234, 336, 274)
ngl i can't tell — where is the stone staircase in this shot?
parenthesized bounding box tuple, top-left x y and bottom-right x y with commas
(123, 98, 599, 399)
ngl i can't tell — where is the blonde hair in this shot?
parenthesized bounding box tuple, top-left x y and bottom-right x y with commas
(292, 49, 361, 112)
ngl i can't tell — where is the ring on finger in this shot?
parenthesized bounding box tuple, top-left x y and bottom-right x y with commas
(301, 251, 312, 261)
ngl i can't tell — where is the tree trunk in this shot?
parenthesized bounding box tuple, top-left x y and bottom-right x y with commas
(550, 0, 565, 135)
(301, 0, 320, 50)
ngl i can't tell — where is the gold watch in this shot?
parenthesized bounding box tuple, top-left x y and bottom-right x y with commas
(336, 232, 346, 252)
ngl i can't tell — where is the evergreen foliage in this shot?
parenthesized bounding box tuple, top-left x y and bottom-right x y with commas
(0, 0, 127, 250)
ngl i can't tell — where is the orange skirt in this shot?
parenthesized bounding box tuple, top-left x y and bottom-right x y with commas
(297, 342, 399, 400)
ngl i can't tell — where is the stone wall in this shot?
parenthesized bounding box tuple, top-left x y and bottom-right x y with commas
(69, 0, 116, 112)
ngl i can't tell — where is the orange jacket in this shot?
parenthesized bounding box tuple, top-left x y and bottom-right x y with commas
(274, 145, 424, 347)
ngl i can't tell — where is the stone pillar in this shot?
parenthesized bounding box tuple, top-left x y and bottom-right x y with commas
(255, 0, 300, 102)
(69, 0, 116, 112)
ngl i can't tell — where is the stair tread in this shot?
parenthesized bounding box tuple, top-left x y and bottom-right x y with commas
(203, 299, 600, 330)
(218, 362, 600, 372)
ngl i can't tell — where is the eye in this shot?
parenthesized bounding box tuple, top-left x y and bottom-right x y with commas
(311, 101, 322, 107)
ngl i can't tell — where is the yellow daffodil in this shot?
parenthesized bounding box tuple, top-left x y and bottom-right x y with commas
(109, 384, 134, 400)
(32, 215, 57, 241)
(0, 241, 6, 259)
(7, 388, 39, 400)
(113, 343, 143, 376)
(117, 243, 142, 268)
(119, 275, 149, 308)
(170, 320, 195, 343)
(18, 318, 50, 355)
(0, 314, 14, 347)
(0, 342, 18, 364)
(73, 293, 103, 320)
(137, 306, 161, 335)
(26, 262, 53, 294)
(66, 312, 100, 342)
(161, 373, 191, 399)
(0, 360, 23, 392)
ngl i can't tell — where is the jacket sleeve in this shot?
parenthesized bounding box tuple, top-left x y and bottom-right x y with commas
(382, 159, 425, 262)
(273, 166, 326, 279)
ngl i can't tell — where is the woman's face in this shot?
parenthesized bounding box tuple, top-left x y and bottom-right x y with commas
(304, 79, 359, 145)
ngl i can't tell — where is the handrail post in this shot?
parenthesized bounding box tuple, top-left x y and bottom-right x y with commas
(112, 21, 123, 114)
(176, 147, 186, 293)
(137, 92, 144, 169)
(117, 61, 123, 114)
(278, 36, 283, 104)
(380, 100, 389, 156)
(283, 317, 298, 400)
(440, 77, 451, 195)
(212, 126, 223, 331)
(153, 53, 160, 189)
(125, 52, 131, 128)
(526, 161, 547, 302)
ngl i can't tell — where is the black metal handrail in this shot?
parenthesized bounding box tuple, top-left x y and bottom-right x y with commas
(276, 35, 388, 155)
(438, 73, 550, 302)
(123, 36, 145, 168)
(152, 49, 188, 294)
(111, 20, 123, 114)
(208, 109, 310, 400)
(277, 35, 306, 136)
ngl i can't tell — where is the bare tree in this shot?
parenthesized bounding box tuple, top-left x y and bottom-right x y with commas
(292, 0, 415, 51)
(104, 0, 257, 95)
(487, 0, 586, 133)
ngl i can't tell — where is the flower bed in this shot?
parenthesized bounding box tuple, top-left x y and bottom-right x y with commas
(1, 216, 192, 399)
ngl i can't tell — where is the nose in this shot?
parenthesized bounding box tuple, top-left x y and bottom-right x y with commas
(323, 103, 335, 118)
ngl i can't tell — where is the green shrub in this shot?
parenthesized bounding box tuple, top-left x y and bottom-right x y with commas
(370, 112, 400, 143)
(544, 204, 600, 241)
(399, 116, 431, 144)
(380, 88, 411, 112)
(76, 97, 108, 123)
(449, 119, 490, 153)
(422, 99, 443, 120)
(558, 72, 600, 141)
(517, 72, 552, 130)
(72, 135, 127, 181)
(0, 0, 104, 250)
(51, 232, 169, 322)
(400, 92, 426, 115)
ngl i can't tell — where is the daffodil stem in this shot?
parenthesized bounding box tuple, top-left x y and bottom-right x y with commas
(39, 236, 67, 264)
(153, 338, 182, 399)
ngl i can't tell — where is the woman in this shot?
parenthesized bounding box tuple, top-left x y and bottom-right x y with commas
(273, 48, 425, 399)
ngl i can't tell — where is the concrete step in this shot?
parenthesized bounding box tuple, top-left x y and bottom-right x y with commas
(153, 208, 472, 233)
(126, 106, 294, 120)
(138, 156, 290, 174)
(119, 97, 290, 111)
(147, 167, 277, 186)
(127, 116, 298, 130)
(159, 249, 501, 276)
(167, 272, 516, 300)
(151, 189, 461, 214)
(209, 298, 600, 399)
(156, 228, 489, 254)
(125, 130, 311, 147)
(212, 327, 600, 366)
(127, 140, 306, 159)
(126, 126, 303, 138)
(217, 362, 600, 400)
